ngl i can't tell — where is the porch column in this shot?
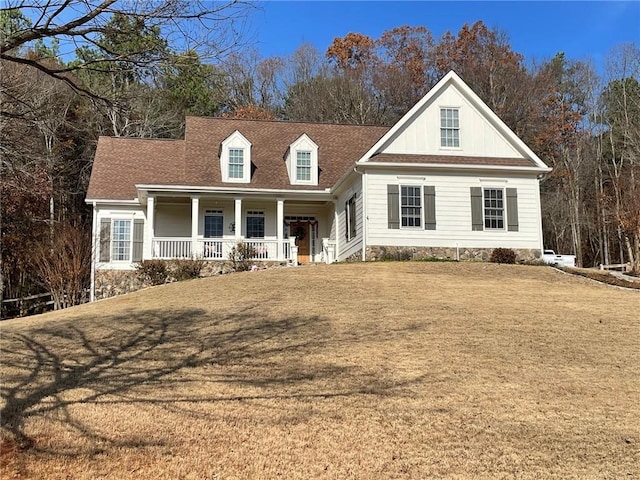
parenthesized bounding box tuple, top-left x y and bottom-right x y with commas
(145, 195, 155, 260)
(234, 197, 242, 241)
(191, 196, 199, 258)
(276, 198, 284, 261)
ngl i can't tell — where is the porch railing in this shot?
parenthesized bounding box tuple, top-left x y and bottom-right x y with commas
(152, 238, 297, 263)
(153, 237, 192, 259)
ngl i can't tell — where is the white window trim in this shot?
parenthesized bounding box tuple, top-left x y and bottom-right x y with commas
(288, 134, 318, 186)
(295, 150, 313, 183)
(439, 106, 461, 150)
(111, 217, 134, 263)
(399, 185, 423, 229)
(221, 130, 252, 183)
(483, 187, 506, 231)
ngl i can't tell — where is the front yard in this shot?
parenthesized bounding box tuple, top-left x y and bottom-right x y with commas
(1, 262, 638, 479)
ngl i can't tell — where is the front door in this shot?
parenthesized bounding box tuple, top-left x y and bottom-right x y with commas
(292, 222, 310, 263)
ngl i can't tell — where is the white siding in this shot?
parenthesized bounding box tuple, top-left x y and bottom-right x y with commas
(335, 179, 363, 261)
(155, 203, 191, 237)
(379, 85, 522, 159)
(365, 169, 543, 250)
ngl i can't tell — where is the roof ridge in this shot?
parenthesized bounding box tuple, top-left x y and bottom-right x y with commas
(185, 116, 391, 129)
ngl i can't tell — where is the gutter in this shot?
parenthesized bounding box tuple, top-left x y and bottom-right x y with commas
(356, 161, 552, 174)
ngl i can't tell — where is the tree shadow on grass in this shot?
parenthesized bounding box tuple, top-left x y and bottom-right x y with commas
(1, 305, 426, 457)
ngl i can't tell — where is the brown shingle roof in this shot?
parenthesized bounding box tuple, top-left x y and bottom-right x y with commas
(86, 118, 539, 201)
(86, 137, 185, 200)
(368, 153, 536, 167)
(183, 117, 389, 190)
(87, 118, 390, 200)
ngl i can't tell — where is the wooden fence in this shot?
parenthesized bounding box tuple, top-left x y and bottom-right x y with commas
(599, 262, 632, 272)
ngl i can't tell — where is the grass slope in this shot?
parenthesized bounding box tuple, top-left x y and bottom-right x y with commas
(1, 262, 639, 479)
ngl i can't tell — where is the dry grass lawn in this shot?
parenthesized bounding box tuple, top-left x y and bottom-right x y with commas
(1, 262, 639, 479)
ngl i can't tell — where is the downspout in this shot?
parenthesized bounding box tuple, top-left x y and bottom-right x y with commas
(333, 200, 340, 263)
(353, 166, 367, 262)
(536, 174, 545, 257)
(90, 201, 97, 302)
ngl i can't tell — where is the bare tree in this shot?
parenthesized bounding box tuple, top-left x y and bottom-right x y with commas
(1, 0, 252, 100)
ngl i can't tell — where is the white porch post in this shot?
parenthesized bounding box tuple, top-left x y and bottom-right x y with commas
(276, 198, 284, 261)
(191, 196, 199, 258)
(234, 197, 242, 241)
(145, 195, 155, 260)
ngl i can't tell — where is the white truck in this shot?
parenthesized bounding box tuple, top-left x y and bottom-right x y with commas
(542, 249, 577, 268)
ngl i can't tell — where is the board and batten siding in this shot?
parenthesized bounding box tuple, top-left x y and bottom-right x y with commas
(365, 170, 543, 250)
(379, 86, 522, 159)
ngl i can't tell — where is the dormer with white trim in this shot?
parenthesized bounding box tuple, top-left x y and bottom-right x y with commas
(221, 130, 252, 183)
(286, 134, 319, 186)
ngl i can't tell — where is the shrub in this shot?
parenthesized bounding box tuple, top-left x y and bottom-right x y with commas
(490, 248, 517, 264)
(32, 222, 91, 310)
(229, 242, 256, 272)
(171, 258, 205, 281)
(136, 260, 169, 285)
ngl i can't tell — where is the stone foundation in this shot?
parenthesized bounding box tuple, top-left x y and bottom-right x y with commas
(365, 246, 542, 263)
(95, 260, 289, 300)
(95, 270, 144, 300)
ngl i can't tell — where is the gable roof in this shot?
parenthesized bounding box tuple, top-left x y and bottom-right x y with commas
(358, 70, 550, 171)
(86, 119, 389, 201)
(86, 71, 550, 202)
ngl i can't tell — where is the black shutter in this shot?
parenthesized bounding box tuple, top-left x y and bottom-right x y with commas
(344, 200, 349, 240)
(99, 218, 111, 262)
(424, 186, 436, 230)
(387, 185, 399, 229)
(506, 188, 519, 232)
(349, 196, 356, 239)
(132, 219, 144, 261)
(470, 187, 483, 231)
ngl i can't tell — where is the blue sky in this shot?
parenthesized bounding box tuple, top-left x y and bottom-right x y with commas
(250, 1, 640, 72)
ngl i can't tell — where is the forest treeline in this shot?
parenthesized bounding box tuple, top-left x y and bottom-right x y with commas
(1, 3, 639, 312)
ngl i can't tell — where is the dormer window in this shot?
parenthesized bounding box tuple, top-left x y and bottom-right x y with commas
(287, 134, 318, 185)
(221, 130, 251, 183)
(228, 148, 245, 179)
(296, 151, 312, 181)
(440, 107, 460, 148)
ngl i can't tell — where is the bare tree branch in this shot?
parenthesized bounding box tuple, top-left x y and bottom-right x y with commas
(1, 0, 253, 102)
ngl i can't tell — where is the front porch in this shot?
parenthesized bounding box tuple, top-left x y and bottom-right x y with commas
(144, 194, 337, 265)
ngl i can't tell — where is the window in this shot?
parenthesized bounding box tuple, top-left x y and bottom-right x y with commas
(484, 188, 504, 229)
(221, 131, 252, 183)
(204, 210, 223, 238)
(345, 194, 356, 241)
(246, 211, 264, 238)
(288, 134, 318, 185)
(228, 148, 244, 179)
(112, 219, 132, 261)
(440, 108, 459, 148)
(296, 151, 312, 181)
(401, 186, 422, 228)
